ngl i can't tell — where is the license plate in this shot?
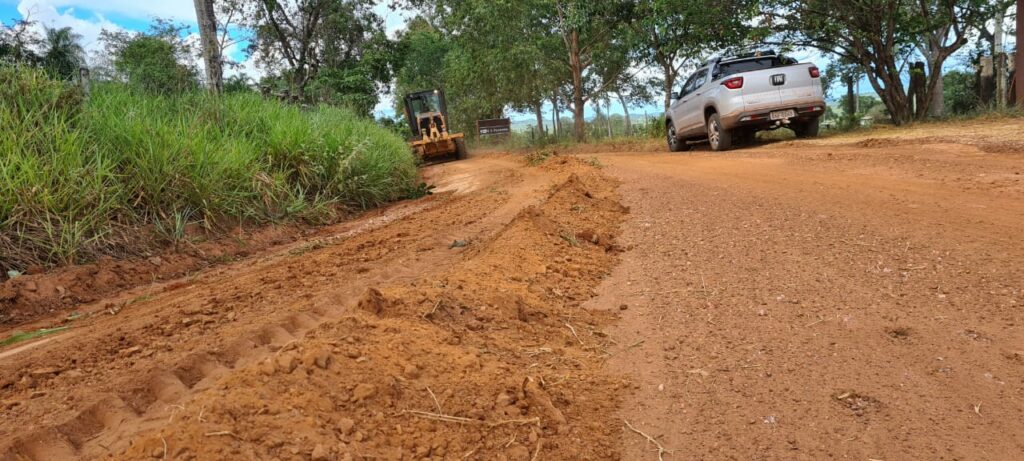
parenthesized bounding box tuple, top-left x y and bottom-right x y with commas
(770, 109, 796, 121)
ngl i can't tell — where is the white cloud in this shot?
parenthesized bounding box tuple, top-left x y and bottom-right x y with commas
(17, 1, 125, 58)
(18, 0, 195, 22)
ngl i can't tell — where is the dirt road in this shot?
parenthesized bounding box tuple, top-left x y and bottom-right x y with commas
(1, 119, 1022, 460)
(596, 121, 1024, 460)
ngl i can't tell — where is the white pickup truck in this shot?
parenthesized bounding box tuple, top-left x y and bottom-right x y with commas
(665, 50, 826, 152)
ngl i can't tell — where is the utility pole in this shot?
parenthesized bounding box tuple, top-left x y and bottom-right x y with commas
(1017, 0, 1024, 107)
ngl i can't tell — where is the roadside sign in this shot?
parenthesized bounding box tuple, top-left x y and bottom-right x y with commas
(477, 118, 511, 137)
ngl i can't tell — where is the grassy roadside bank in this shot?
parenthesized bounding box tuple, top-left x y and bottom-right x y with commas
(1, 65, 419, 275)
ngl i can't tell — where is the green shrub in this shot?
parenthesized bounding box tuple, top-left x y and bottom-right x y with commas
(113, 35, 198, 94)
(0, 65, 417, 272)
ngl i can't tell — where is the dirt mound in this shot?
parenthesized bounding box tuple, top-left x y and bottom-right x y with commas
(851, 136, 1024, 154)
(0, 158, 628, 461)
(113, 165, 627, 460)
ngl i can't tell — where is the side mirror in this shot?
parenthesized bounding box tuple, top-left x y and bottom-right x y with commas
(671, 91, 680, 100)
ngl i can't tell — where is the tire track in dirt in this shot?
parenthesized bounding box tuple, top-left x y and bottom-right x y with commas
(109, 159, 626, 460)
(0, 156, 525, 459)
(0, 156, 630, 461)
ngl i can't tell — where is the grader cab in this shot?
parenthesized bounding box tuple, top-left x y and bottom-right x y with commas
(404, 89, 467, 162)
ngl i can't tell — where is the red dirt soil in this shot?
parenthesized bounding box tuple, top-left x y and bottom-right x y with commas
(1, 118, 1023, 461)
(0, 156, 629, 460)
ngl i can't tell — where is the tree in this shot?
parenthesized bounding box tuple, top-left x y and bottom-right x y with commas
(102, 22, 199, 93)
(0, 19, 42, 65)
(193, 0, 223, 92)
(41, 27, 85, 81)
(942, 69, 980, 114)
(631, 0, 755, 112)
(246, 0, 392, 107)
(823, 58, 864, 118)
(769, 0, 991, 125)
(553, 0, 633, 141)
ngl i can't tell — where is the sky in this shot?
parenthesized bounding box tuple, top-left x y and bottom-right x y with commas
(1, 1, 1009, 123)
(0, 0, 414, 115)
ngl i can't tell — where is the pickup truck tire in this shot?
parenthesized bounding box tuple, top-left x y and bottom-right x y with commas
(707, 113, 733, 151)
(792, 118, 820, 138)
(667, 123, 690, 152)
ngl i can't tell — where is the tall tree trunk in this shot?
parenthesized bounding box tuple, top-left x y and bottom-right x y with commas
(929, 72, 944, 117)
(662, 62, 676, 112)
(617, 91, 631, 135)
(845, 75, 856, 117)
(605, 96, 613, 138)
(534, 101, 545, 136)
(995, 9, 1007, 109)
(552, 95, 562, 137)
(193, 0, 222, 93)
(566, 30, 587, 142)
(551, 97, 557, 137)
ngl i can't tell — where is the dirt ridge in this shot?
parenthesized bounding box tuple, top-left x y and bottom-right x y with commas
(1, 157, 629, 461)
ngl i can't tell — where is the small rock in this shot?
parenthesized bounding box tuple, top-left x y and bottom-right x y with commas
(148, 256, 164, 267)
(119, 346, 142, 357)
(19, 375, 36, 389)
(338, 418, 356, 435)
(259, 359, 277, 376)
(63, 368, 84, 379)
(304, 348, 331, 370)
(495, 392, 513, 407)
(23, 281, 38, 292)
(402, 364, 421, 379)
(351, 383, 377, 402)
(151, 446, 165, 458)
(506, 445, 531, 461)
(30, 367, 62, 377)
(618, 304, 628, 310)
(311, 444, 329, 461)
(276, 353, 298, 374)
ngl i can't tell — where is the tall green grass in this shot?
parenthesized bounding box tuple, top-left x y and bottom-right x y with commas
(1, 65, 418, 272)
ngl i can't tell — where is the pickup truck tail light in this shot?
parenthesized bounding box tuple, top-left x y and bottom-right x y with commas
(808, 66, 820, 78)
(722, 77, 744, 89)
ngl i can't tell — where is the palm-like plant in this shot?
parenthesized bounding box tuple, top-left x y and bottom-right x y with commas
(43, 26, 85, 81)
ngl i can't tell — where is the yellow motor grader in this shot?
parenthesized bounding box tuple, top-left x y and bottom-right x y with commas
(403, 89, 467, 162)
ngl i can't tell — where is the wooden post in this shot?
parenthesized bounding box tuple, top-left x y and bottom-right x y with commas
(1017, 0, 1024, 107)
(78, 67, 91, 98)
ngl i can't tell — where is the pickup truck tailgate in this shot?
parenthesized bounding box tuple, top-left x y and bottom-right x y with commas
(726, 61, 819, 112)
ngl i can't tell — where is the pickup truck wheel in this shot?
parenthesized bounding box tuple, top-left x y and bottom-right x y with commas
(707, 113, 733, 151)
(667, 124, 689, 152)
(793, 118, 820, 138)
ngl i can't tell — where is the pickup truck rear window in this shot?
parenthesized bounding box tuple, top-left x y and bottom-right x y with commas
(716, 56, 797, 79)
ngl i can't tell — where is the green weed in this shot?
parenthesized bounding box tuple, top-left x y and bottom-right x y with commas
(0, 65, 418, 273)
(0, 326, 70, 348)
